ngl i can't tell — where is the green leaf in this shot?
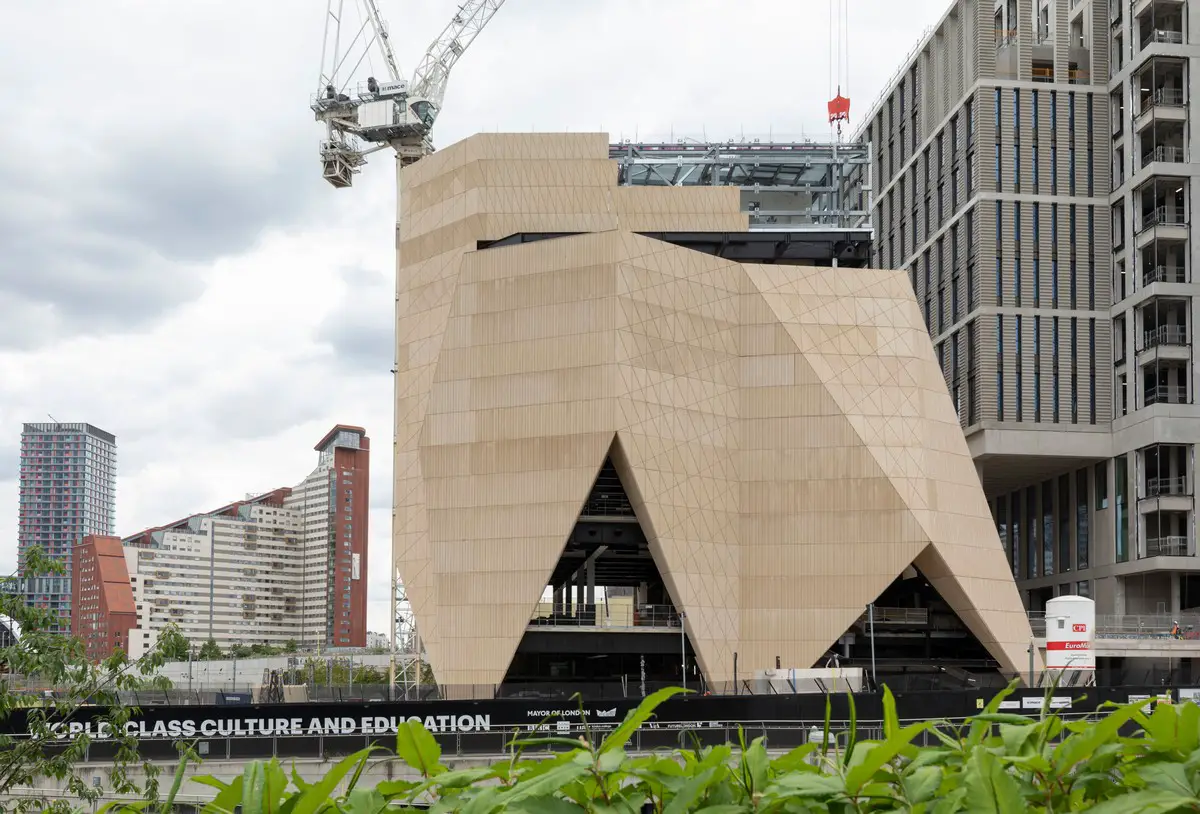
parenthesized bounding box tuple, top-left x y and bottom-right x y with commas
(1137, 762, 1194, 797)
(664, 767, 717, 814)
(200, 775, 245, 814)
(882, 684, 901, 739)
(497, 761, 591, 805)
(961, 747, 1024, 813)
(598, 687, 688, 754)
(740, 737, 768, 796)
(998, 722, 1039, 758)
(507, 797, 587, 814)
(902, 765, 943, 805)
(1086, 790, 1200, 814)
(288, 748, 377, 814)
(395, 719, 445, 777)
(844, 722, 931, 793)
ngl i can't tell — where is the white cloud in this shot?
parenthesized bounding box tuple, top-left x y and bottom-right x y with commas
(0, 0, 949, 635)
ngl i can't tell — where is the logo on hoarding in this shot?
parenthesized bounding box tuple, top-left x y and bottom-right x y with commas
(1072, 623, 1087, 632)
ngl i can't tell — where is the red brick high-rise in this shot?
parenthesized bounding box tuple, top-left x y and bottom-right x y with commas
(70, 535, 137, 660)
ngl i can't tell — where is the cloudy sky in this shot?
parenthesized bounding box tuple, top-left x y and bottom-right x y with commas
(0, 0, 947, 635)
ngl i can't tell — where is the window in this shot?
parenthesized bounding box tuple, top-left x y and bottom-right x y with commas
(1026, 485, 1040, 579)
(1095, 460, 1108, 509)
(996, 202, 1004, 304)
(1069, 206, 1078, 308)
(1014, 204, 1022, 306)
(1012, 490, 1023, 577)
(968, 320, 979, 424)
(1050, 90, 1058, 194)
(997, 496, 1013, 576)
(1088, 318, 1097, 423)
(1013, 91, 1021, 192)
(1034, 315, 1042, 421)
(997, 317, 1005, 420)
(1059, 475, 1071, 572)
(1032, 202, 1040, 306)
(1052, 317, 1060, 422)
(1086, 94, 1094, 195)
(1015, 315, 1024, 420)
(1032, 90, 1040, 191)
(1115, 455, 1128, 562)
(1050, 203, 1059, 307)
(1071, 318, 1078, 422)
(995, 89, 1003, 190)
(1087, 207, 1095, 309)
(1042, 481, 1054, 576)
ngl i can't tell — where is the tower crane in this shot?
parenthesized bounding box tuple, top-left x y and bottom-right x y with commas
(310, 0, 506, 188)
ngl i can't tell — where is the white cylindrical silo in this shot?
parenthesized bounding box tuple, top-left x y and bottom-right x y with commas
(1044, 595, 1096, 670)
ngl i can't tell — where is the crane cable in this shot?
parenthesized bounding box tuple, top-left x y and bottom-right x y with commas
(828, 0, 851, 141)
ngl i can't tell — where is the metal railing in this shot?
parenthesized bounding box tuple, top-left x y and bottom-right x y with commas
(1144, 265, 1187, 285)
(1028, 612, 1200, 639)
(528, 604, 681, 630)
(1145, 145, 1185, 164)
(1144, 475, 1188, 497)
(856, 607, 930, 626)
(1145, 536, 1190, 558)
(1145, 384, 1189, 406)
(1143, 29, 1185, 47)
(1150, 87, 1186, 107)
(1143, 325, 1188, 348)
(1142, 206, 1186, 230)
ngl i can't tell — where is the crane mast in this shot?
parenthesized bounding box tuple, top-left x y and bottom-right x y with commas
(310, 0, 507, 188)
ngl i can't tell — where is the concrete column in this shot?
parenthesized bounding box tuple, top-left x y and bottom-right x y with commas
(1172, 572, 1182, 614)
(585, 559, 595, 605)
(1114, 575, 1127, 616)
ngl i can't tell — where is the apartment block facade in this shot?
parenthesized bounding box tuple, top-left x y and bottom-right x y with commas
(17, 423, 117, 631)
(74, 425, 369, 658)
(860, 0, 1200, 617)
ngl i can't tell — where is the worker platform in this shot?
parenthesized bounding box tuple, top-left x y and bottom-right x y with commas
(608, 138, 872, 248)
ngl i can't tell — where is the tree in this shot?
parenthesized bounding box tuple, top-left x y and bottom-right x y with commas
(0, 547, 180, 812)
(283, 639, 299, 654)
(197, 638, 222, 660)
(155, 625, 189, 662)
(228, 644, 251, 659)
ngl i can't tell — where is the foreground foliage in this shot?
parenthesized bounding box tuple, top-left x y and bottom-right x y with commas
(0, 548, 184, 812)
(107, 681, 1200, 813)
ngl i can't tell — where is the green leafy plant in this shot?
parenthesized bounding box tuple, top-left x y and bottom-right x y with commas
(0, 547, 182, 812)
(154, 680, 1200, 813)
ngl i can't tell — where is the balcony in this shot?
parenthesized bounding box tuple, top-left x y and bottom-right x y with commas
(1143, 265, 1187, 285)
(1146, 475, 1188, 497)
(1142, 144, 1185, 167)
(1144, 324, 1188, 348)
(1142, 206, 1186, 229)
(1146, 536, 1190, 557)
(1144, 383, 1189, 406)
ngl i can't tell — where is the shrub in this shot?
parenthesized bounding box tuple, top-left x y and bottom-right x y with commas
(114, 681, 1200, 813)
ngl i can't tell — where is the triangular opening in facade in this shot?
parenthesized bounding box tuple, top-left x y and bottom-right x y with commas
(834, 563, 1007, 691)
(500, 455, 697, 695)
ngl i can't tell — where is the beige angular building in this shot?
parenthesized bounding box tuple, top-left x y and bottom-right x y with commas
(393, 132, 1037, 690)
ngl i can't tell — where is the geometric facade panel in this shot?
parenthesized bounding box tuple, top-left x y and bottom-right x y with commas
(394, 132, 1036, 687)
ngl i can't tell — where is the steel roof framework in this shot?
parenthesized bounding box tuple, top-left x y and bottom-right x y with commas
(609, 140, 873, 233)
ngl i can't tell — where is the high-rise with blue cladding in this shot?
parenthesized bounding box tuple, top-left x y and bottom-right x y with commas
(17, 422, 117, 631)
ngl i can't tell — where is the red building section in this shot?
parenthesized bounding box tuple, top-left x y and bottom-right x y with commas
(70, 535, 136, 660)
(315, 425, 370, 648)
